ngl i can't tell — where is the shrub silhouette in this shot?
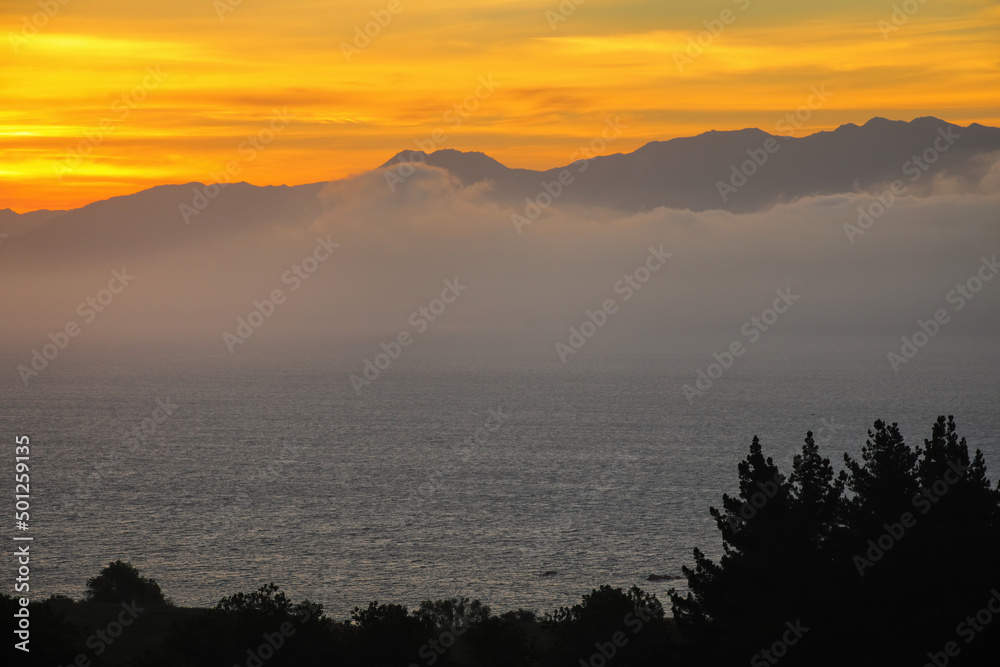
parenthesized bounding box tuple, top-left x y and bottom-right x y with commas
(544, 584, 670, 666)
(2, 593, 82, 663)
(165, 582, 338, 666)
(84, 560, 166, 606)
(216, 581, 297, 618)
(413, 597, 537, 667)
(347, 600, 435, 664)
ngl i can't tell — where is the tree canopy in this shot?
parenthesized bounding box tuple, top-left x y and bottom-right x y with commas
(84, 559, 166, 606)
(670, 416, 1000, 666)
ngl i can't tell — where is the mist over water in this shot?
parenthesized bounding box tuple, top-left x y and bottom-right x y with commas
(3, 179, 1000, 350)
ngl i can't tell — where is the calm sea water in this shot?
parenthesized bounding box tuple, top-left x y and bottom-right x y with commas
(2, 333, 998, 618)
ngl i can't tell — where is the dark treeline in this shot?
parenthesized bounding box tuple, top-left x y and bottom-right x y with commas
(7, 416, 1000, 666)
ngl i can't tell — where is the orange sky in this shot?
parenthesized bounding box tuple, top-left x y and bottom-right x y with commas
(1, 0, 998, 212)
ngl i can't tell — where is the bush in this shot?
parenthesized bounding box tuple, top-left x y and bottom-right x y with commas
(85, 560, 166, 606)
(544, 585, 670, 666)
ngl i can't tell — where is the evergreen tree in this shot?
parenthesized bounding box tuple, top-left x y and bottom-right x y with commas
(789, 431, 846, 550)
(671, 435, 802, 665)
(673, 418, 1000, 667)
(842, 420, 919, 527)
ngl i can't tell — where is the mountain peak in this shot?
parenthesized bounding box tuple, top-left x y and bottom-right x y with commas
(381, 148, 508, 170)
(378, 148, 511, 187)
(380, 150, 428, 168)
(862, 116, 897, 127)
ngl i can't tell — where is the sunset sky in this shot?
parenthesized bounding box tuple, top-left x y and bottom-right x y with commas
(1, 0, 998, 212)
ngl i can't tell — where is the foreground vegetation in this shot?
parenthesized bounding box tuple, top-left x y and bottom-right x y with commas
(7, 417, 999, 666)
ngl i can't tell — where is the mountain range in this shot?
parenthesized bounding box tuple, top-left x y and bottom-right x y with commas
(2, 116, 998, 268)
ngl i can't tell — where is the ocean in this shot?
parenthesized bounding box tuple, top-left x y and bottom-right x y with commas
(3, 332, 998, 618)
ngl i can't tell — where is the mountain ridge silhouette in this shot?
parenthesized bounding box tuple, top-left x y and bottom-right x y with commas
(2, 116, 998, 267)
